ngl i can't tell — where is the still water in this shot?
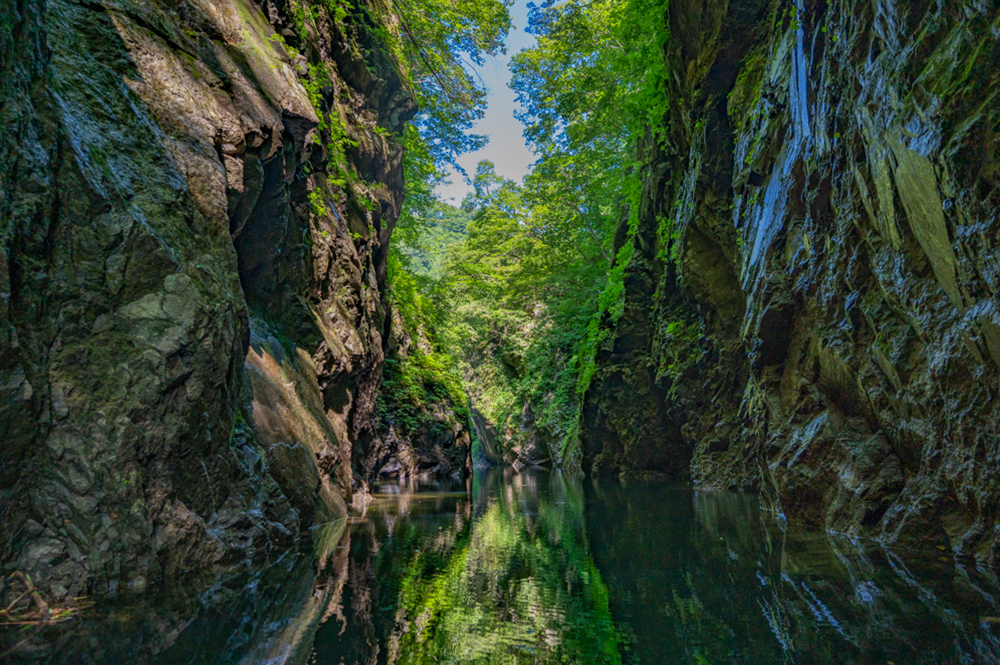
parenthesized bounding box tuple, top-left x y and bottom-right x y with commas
(8, 469, 1000, 663)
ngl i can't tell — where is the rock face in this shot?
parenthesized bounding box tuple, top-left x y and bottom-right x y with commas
(370, 308, 472, 482)
(0, 0, 419, 600)
(469, 402, 555, 471)
(583, 0, 1000, 567)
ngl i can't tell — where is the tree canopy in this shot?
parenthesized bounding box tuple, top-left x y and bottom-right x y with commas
(387, 0, 673, 465)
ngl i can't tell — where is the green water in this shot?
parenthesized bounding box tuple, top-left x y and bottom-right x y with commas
(7, 469, 1000, 663)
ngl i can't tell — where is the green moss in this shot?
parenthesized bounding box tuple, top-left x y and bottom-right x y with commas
(229, 407, 248, 448)
(727, 46, 767, 132)
(179, 50, 203, 79)
(655, 317, 705, 398)
(577, 208, 638, 395)
(378, 252, 471, 437)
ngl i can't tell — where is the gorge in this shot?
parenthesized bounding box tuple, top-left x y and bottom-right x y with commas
(1, 0, 999, 661)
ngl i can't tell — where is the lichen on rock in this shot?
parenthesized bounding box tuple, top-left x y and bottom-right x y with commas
(0, 0, 417, 601)
(582, 0, 1000, 568)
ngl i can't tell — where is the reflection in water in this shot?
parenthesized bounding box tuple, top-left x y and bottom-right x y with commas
(586, 481, 1000, 664)
(3, 519, 351, 664)
(314, 469, 623, 664)
(6, 470, 1000, 663)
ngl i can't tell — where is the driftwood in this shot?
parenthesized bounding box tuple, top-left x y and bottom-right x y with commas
(0, 572, 90, 627)
(1, 572, 49, 622)
(0, 572, 93, 658)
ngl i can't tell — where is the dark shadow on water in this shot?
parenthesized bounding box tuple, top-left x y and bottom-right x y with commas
(6, 470, 1000, 663)
(585, 479, 1000, 664)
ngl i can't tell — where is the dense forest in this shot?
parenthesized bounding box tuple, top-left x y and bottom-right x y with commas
(384, 0, 673, 470)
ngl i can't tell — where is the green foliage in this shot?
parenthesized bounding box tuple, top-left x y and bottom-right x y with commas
(400, 203, 471, 278)
(380, 250, 470, 436)
(382, 0, 675, 465)
(506, 0, 672, 400)
(511, 0, 671, 151)
(575, 238, 632, 394)
(301, 61, 357, 189)
(371, 0, 513, 170)
(385, 0, 677, 466)
(422, 162, 609, 462)
(308, 189, 328, 217)
(394, 124, 449, 248)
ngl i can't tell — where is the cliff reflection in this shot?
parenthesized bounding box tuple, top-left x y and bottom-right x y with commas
(8, 471, 1000, 664)
(586, 481, 1000, 664)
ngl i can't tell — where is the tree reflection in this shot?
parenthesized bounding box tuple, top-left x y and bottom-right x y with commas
(317, 470, 625, 664)
(10, 472, 1000, 664)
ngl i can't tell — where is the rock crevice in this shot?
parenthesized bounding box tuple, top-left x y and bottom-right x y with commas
(583, 0, 1000, 567)
(0, 0, 422, 600)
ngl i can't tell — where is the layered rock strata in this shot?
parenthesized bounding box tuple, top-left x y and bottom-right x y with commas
(583, 0, 1000, 567)
(0, 0, 428, 600)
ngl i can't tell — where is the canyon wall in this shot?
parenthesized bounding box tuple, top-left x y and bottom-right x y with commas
(0, 0, 449, 601)
(370, 303, 472, 482)
(583, 0, 1000, 567)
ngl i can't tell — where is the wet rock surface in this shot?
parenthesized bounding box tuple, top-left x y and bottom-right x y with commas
(369, 308, 472, 483)
(583, 0, 1000, 568)
(0, 0, 425, 601)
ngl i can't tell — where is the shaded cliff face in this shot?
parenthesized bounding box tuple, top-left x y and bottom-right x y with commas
(584, 0, 1000, 565)
(0, 0, 415, 600)
(369, 305, 472, 482)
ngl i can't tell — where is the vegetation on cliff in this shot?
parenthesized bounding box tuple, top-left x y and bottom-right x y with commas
(372, 0, 513, 467)
(378, 252, 470, 440)
(4, 0, 999, 627)
(392, 0, 673, 467)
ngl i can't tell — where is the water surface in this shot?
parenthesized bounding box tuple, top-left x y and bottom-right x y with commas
(6, 469, 1000, 663)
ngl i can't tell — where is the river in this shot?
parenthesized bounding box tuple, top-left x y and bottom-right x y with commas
(7, 469, 1000, 663)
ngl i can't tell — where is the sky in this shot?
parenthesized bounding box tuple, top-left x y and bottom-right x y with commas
(434, 0, 537, 204)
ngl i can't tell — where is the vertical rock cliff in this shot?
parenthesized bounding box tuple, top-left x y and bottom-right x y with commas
(0, 0, 418, 600)
(369, 302, 472, 482)
(583, 0, 1000, 567)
